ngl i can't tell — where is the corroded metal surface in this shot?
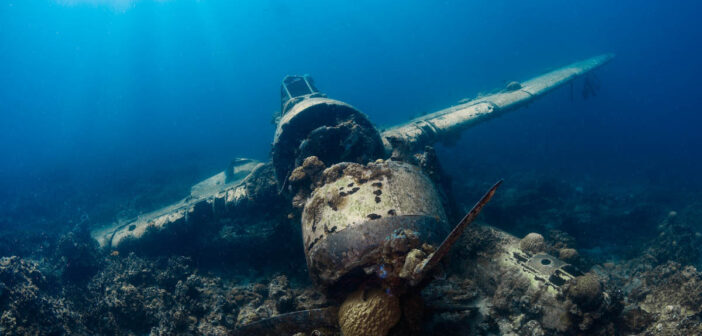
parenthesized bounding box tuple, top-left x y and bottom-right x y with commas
(301, 160, 448, 286)
(307, 215, 447, 287)
(411, 180, 502, 285)
(483, 225, 580, 295)
(301, 161, 447, 250)
(272, 97, 385, 185)
(91, 159, 264, 249)
(381, 54, 615, 152)
(90, 54, 615, 255)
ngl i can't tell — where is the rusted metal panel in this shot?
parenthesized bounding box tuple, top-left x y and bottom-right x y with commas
(307, 215, 446, 287)
(411, 180, 502, 285)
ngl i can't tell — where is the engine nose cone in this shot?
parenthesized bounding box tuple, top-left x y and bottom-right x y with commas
(301, 160, 448, 289)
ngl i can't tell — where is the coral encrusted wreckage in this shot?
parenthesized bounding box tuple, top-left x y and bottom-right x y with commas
(4, 54, 702, 335)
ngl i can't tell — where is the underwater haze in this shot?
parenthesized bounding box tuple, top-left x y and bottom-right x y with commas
(2, 1, 701, 229)
(2, 0, 702, 334)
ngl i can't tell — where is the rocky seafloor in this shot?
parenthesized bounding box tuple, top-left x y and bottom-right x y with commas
(1, 172, 701, 335)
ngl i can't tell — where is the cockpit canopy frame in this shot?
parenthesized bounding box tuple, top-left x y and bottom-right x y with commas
(280, 75, 325, 115)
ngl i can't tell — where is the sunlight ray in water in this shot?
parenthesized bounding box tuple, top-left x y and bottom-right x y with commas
(54, 0, 172, 11)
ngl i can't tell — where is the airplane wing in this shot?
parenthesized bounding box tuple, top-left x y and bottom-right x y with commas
(381, 54, 615, 152)
(91, 54, 614, 251)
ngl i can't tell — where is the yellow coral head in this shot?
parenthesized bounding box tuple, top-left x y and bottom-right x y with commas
(338, 287, 401, 336)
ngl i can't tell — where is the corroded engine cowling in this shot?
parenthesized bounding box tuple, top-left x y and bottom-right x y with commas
(272, 96, 386, 187)
(301, 159, 449, 289)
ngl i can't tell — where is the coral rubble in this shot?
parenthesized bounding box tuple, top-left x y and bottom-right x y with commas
(0, 173, 701, 335)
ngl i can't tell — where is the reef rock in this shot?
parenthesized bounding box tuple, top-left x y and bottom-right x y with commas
(622, 261, 702, 335)
(55, 224, 102, 282)
(84, 254, 240, 335)
(0, 256, 78, 335)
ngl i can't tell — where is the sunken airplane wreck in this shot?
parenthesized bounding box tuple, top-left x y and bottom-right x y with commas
(92, 54, 615, 335)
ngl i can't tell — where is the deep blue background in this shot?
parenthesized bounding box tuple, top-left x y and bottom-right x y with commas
(1, 0, 701, 229)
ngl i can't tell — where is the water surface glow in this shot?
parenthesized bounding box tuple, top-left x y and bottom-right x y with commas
(54, 0, 171, 11)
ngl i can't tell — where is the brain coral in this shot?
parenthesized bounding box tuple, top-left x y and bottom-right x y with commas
(520, 232, 546, 253)
(566, 272, 603, 310)
(338, 287, 401, 336)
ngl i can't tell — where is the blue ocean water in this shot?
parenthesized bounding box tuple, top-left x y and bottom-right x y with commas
(2, 2, 702, 335)
(1, 0, 701, 233)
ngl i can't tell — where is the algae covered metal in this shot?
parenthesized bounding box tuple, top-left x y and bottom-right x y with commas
(89, 54, 616, 335)
(91, 158, 265, 250)
(300, 160, 450, 287)
(273, 75, 386, 186)
(91, 54, 613, 252)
